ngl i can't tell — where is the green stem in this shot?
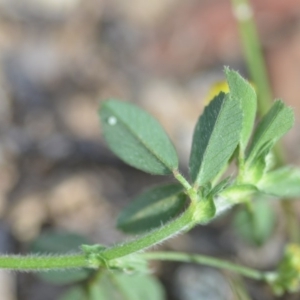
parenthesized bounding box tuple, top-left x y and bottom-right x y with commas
(230, 0, 272, 115)
(0, 254, 86, 270)
(173, 169, 192, 191)
(0, 204, 198, 271)
(101, 205, 196, 261)
(141, 251, 265, 281)
(173, 169, 199, 204)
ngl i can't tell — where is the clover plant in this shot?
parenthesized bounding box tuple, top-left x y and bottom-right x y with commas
(1, 68, 300, 298)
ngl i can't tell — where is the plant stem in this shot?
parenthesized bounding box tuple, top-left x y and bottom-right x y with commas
(0, 205, 198, 271)
(141, 251, 265, 281)
(230, 0, 272, 115)
(173, 169, 199, 204)
(173, 169, 192, 191)
(0, 254, 86, 270)
(101, 205, 196, 261)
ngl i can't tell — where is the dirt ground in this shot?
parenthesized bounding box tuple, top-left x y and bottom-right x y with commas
(0, 0, 300, 299)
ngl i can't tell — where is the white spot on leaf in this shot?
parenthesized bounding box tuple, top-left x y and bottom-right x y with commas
(108, 116, 117, 126)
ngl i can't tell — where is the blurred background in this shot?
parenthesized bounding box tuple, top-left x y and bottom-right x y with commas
(0, 0, 299, 299)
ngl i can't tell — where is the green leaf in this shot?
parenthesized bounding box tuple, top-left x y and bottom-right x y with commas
(117, 183, 186, 234)
(200, 182, 212, 198)
(189, 92, 243, 185)
(59, 287, 87, 300)
(246, 100, 294, 165)
(110, 272, 165, 300)
(225, 68, 257, 152)
(209, 177, 231, 197)
(94, 273, 118, 299)
(99, 99, 178, 175)
(30, 231, 92, 285)
(68, 272, 166, 300)
(200, 177, 231, 199)
(233, 198, 275, 246)
(258, 167, 300, 198)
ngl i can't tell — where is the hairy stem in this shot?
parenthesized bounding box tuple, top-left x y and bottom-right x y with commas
(101, 205, 196, 261)
(0, 205, 197, 271)
(0, 254, 86, 270)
